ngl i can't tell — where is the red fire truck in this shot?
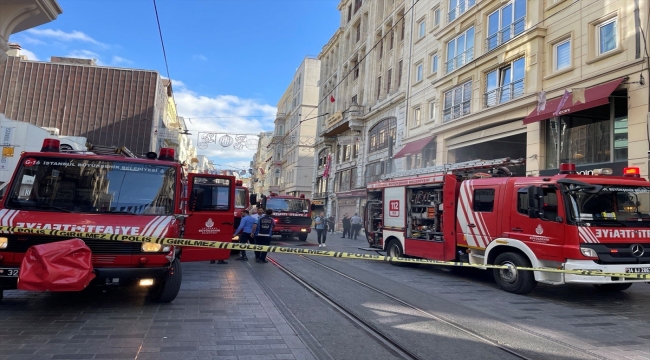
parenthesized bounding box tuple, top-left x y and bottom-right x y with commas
(365, 158, 650, 294)
(0, 139, 236, 302)
(255, 193, 311, 241)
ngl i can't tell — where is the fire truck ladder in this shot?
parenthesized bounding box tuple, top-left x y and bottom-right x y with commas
(86, 142, 137, 158)
(381, 157, 525, 180)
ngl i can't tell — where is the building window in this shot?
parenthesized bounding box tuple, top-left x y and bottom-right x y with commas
(368, 117, 397, 153)
(377, 76, 382, 99)
(356, 22, 361, 42)
(389, 30, 394, 50)
(415, 63, 423, 82)
(485, 57, 524, 107)
(598, 18, 617, 55)
(354, 0, 362, 13)
(366, 161, 386, 184)
(431, 54, 438, 73)
(348, 4, 352, 21)
(486, 0, 526, 51)
(443, 81, 472, 122)
(387, 69, 392, 94)
(448, 0, 476, 23)
(378, 37, 384, 58)
(423, 139, 436, 167)
(413, 107, 421, 126)
(418, 20, 426, 38)
(545, 94, 627, 169)
(401, 18, 405, 40)
(554, 39, 571, 71)
(397, 60, 403, 87)
(351, 94, 357, 104)
(434, 8, 441, 26)
(428, 100, 437, 121)
(317, 148, 330, 169)
(445, 27, 474, 74)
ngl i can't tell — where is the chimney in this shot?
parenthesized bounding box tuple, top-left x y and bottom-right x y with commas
(7, 43, 21, 57)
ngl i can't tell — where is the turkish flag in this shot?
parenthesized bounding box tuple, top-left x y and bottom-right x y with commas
(330, 95, 335, 103)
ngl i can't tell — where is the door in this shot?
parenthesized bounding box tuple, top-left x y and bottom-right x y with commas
(182, 174, 236, 262)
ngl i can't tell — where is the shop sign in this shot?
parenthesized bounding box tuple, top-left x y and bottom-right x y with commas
(312, 200, 325, 205)
(326, 112, 343, 127)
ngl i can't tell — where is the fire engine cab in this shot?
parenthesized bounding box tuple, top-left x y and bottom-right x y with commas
(365, 158, 650, 294)
(0, 139, 236, 302)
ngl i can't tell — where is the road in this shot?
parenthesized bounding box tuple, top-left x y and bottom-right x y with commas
(1, 231, 650, 360)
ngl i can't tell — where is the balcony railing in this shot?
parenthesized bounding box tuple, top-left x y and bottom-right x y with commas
(444, 47, 474, 74)
(447, 0, 476, 23)
(313, 192, 329, 199)
(443, 100, 471, 122)
(486, 17, 526, 51)
(484, 79, 524, 108)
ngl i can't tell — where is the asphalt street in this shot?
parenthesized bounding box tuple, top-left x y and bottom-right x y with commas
(1, 231, 650, 360)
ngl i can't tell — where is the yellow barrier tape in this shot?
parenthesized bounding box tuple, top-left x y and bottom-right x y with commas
(1, 225, 649, 280)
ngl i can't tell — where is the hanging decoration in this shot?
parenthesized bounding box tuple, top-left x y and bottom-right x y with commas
(196, 132, 259, 152)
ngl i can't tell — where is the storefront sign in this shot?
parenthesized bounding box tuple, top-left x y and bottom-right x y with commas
(539, 162, 628, 177)
(312, 200, 325, 205)
(326, 112, 343, 127)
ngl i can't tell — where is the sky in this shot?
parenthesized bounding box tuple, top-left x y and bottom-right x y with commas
(9, 0, 341, 173)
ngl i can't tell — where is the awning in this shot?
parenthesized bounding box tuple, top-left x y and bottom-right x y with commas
(393, 136, 435, 159)
(522, 77, 625, 125)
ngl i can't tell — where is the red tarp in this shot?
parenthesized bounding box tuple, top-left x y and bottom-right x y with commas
(18, 239, 95, 291)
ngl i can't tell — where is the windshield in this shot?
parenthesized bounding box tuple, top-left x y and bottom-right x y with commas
(235, 188, 248, 208)
(565, 185, 650, 225)
(266, 198, 309, 213)
(6, 157, 176, 214)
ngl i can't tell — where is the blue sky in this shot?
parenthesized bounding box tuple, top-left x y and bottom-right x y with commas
(10, 0, 340, 171)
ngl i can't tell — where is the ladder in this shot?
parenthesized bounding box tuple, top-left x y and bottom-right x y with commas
(86, 142, 137, 158)
(381, 157, 525, 180)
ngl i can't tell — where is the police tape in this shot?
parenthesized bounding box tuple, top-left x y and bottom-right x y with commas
(1, 225, 649, 280)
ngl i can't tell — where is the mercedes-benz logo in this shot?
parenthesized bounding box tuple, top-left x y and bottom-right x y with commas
(284, 217, 291, 224)
(630, 244, 645, 258)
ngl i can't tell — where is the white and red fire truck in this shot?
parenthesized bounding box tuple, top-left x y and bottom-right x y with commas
(0, 139, 237, 302)
(365, 158, 650, 294)
(255, 193, 311, 241)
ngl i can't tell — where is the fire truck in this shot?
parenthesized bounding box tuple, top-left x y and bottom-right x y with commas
(0, 139, 237, 302)
(365, 158, 650, 294)
(255, 193, 311, 241)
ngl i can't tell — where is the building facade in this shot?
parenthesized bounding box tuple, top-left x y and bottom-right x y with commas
(0, 54, 177, 157)
(249, 131, 274, 197)
(314, 0, 412, 229)
(269, 57, 320, 198)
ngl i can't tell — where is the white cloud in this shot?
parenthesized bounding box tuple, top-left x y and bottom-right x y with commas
(111, 56, 133, 65)
(19, 36, 46, 45)
(19, 48, 39, 61)
(173, 84, 276, 164)
(26, 29, 107, 47)
(192, 54, 208, 61)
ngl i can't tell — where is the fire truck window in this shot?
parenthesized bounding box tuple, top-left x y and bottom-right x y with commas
(235, 188, 247, 208)
(473, 189, 495, 212)
(541, 189, 558, 220)
(517, 188, 529, 214)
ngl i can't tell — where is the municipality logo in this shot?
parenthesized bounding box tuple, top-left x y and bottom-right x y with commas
(535, 224, 543, 235)
(199, 218, 220, 234)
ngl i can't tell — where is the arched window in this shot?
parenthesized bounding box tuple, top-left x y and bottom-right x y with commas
(368, 117, 397, 153)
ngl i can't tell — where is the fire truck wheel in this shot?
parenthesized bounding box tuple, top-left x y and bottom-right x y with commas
(387, 240, 406, 267)
(593, 283, 633, 292)
(149, 259, 182, 303)
(493, 252, 537, 294)
(298, 234, 308, 241)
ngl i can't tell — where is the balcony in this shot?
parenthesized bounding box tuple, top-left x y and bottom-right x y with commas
(319, 103, 366, 137)
(313, 191, 329, 199)
(444, 47, 474, 74)
(484, 79, 524, 108)
(276, 112, 287, 121)
(486, 17, 526, 52)
(443, 100, 471, 122)
(447, 0, 476, 23)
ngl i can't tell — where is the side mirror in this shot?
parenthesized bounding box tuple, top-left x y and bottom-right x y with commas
(250, 194, 257, 206)
(527, 186, 544, 219)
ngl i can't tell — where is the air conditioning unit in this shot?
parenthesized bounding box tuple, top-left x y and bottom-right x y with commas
(41, 127, 60, 136)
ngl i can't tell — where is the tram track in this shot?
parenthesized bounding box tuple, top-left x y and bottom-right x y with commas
(269, 253, 608, 360)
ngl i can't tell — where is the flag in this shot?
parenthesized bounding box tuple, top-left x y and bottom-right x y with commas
(259, 167, 265, 175)
(330, 95, 335, 103)
(322, 154, 332, 177)
(536, 91, 546, 115)
(553, 90, 570, 117)
(572, 87, 585, 105)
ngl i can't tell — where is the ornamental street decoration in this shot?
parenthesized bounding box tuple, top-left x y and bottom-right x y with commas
(196, 132, 259, 151)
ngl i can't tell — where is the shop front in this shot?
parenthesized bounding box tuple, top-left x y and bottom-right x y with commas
(335, 190, 365, 232)
(522, 78, 628, 176)
(445, 121, 527, 175)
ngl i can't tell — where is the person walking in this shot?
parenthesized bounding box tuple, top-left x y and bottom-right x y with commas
(328, 215, 335, 233)
(252, 209, 275, 263)
(232, 210, 255, 261)
(341, 213, 351, 239)
(314, 211, 327, 247)
(350, 213, 362, 240)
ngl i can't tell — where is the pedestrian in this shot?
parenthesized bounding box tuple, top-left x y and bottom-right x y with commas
(251, 206, 264, 221)
(341, 213, 351, 239)
(314, 211, 327, 247)
(232, 210, 255, 261)
(328, 215, 335, 233)
(252, 209, 275, 263)
(350, 213, 362, 240)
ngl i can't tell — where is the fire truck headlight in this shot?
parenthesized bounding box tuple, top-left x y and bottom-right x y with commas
(141, 243, 163, 252)
(300, 228, 307, 232)
(0, 237, 7, 249)
(580, 247, 598, 258)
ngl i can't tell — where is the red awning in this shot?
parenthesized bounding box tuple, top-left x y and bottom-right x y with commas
(522, 78, 625, 125)
(393, 136, 435, 159)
